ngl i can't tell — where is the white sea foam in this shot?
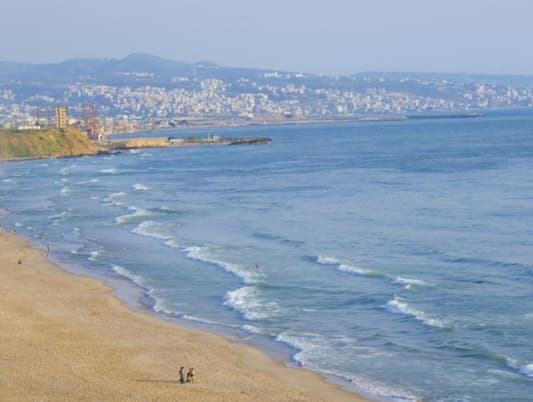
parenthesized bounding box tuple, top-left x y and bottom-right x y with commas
(103, 192, 127, 206)
(2, 178, 16, 183)
(506, 357, 533, 378)
(59, 165, 77, 175)
(164, 239, 180, 248)
(276, 332, 418, 402)
(349, 375, 419, 402)
(75, 178, 100, 185)
(385, 297, 446, 328)
(181, 315, 220, 326)
(111, 265, 177, 316)
(316, 255, 373, 276)
(224, 286, 279, 321)
(133, 183, 151, 191)
(60, 186, 72, 195)
(88, 251, 101, 262)
(115, 207, 152, 224)
(111, 264, 145, 288)
(184, 246, 263, 284)
(99, 168, 118, 174)
(48, 211, 70, 221)
(241, 324, 264, 334)
(394, 277, 431, 290)
(132, 220, 175, 241)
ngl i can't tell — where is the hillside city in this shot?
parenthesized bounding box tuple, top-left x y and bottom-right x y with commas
(1, 55, 533, 134)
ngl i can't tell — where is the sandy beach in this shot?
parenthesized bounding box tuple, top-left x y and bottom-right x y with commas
(0, 233, 366, 401)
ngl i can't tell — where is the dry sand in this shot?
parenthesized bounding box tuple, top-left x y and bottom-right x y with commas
(0, 233, 367, 401)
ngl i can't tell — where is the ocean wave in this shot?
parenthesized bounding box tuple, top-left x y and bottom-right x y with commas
(506, 357, 533, 378)
(132, 220, 176, 241)
(60, 186, 72, 195)
(385, 297, 447, 328)
(181, 315, 221, 326)
(48, 210, 70, 221)
(224, 286, 280, 321)
(2, 178, 16, 183)
(349, 375, 419, 402)
(88, 250, 101, 262)
(110, 264, 176, 316)
(133, 183, 151, 191)
(99, 168, 118, 174)
(115, 207, 152, 224)
(103, 192, 127, 206)
(393, 277, 431, 290)
(111, 264, 147, 288)
(316, 255, 374, 276)
(184, 246, 263, 284)
(59, 165, 77, 175)
(164, 239, 180, 248)
(276, 331, 418, 401)
(241, 324, 265, 335)
(75, 178, 100, 185)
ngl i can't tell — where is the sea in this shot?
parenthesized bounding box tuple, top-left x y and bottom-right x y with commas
(1, 109, 532, 401)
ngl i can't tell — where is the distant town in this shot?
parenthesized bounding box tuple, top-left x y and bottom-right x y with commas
(1, 54, 532, 136)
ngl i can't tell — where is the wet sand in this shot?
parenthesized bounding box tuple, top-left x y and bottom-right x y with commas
(0, 233, 367, 401)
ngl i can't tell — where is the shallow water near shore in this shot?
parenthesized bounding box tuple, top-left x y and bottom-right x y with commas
(2, 110, 533, 401)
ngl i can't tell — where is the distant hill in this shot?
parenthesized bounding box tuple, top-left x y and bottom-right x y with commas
(0, 128, 101, 160)
(0, 53, 278, 87)
(1, 54, 532, 89)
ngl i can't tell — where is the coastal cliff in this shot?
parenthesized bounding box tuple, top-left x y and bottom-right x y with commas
(0, 128, 101, 161)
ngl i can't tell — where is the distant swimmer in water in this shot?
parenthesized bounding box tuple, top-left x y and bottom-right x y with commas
(121, 247, 127, 254)
(255, 264, 259, 270)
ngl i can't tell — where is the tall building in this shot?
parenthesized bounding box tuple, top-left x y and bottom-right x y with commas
(55, 106, 68, 129)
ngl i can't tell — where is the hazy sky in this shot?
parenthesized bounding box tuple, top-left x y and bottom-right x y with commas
(2, 0, 533, 75)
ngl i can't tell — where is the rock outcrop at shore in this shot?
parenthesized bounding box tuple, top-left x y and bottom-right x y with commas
(0, 128, 101, 161)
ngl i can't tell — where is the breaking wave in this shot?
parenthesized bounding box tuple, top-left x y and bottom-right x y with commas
(393, 277, 431, 290)
(115, 207, 152, 224)
(505, 357, 533, 378)
(132, 220, 176, 241)
(385, 297, 447, 328)
(316, 255, 374, 276)
(103, 192, 127, 206)
(99, 168, 118, 174)
(184, 246, 263, 284)
(133, 183, 151, 191)
(224, 286, 280, 321)
(276, 331, 418, 401)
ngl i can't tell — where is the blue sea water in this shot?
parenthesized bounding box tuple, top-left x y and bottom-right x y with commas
(1, 110, 533, 401)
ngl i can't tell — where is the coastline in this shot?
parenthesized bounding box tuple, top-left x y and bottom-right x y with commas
(0, 232, 368, 401)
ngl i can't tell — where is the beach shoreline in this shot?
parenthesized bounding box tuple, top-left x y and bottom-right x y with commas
(0, 232, 368, 401)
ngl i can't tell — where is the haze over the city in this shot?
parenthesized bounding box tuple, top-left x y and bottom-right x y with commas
(2, 0, 533, 76)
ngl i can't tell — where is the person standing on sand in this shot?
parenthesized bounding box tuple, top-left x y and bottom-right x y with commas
(187, 368, 195, 383)
(179, 366, 185, 384)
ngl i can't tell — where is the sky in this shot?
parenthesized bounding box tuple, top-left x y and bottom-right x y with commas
(1, 0, 533, 76)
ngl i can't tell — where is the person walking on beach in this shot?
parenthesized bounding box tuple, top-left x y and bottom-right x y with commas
(179, 366, 185, 384)
(187, 368, 195, 383)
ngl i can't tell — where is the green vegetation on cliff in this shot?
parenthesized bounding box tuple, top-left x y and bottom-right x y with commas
(0, 128, 100, 160)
